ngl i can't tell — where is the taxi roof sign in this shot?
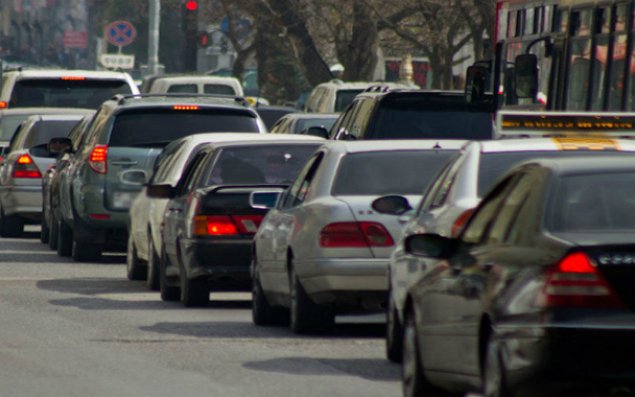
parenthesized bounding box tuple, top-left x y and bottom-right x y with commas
(496, 111, 635, 138)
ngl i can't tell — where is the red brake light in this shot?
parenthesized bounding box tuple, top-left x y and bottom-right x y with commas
(451, 208, 475, 238)
(536, 252, 624, 308)
(88, 145, 108, 174)
(0, 101, 7, 109)
(193, 215, 238, 236)
(12, 154, 41, 178)
(173, 105, 199, 111)
(60, 76, 86, 81)
(320, 222, 394, 248)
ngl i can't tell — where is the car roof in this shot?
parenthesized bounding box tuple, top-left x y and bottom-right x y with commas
(477, 137, 635, 153)
(0, 107, 94, 116)
(334, 139, 468, 153)
(5, 69, 133, 79)
(106, 94, 252, 110)
(524, 156, 635, 176)
(150, 75, 241, 84)
(24, 114, 88, 122)
(204, 135, 326, 149)
(280, 112, 340, 120)
(176, 133, 323, 146)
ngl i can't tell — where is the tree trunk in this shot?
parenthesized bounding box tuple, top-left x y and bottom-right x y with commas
(344, 0, 379, 81)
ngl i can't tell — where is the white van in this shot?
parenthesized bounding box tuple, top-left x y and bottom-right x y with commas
(146, 75, 244, 97)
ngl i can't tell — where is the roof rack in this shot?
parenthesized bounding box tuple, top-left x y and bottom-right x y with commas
(363, 84, 392, 93)
(111, 93, 249, 106)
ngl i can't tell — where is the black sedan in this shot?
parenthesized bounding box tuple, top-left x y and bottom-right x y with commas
(147, 135, 322, 307)
(402, 157, 635, 397)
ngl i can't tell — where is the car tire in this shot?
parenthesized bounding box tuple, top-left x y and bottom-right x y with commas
(0, 207, 23, 238)
(40, 214, 50, 244)
(402, 307, 456, 397)
(289, 266, 334, 334)
(252, 259, 288, 326)
(146, 238, 160, 290)
(72, 236, 102, 262)
(484, 339, 512, 397)
(126, 234, 147, 281)
(48, 211, 59, 250)
(159, 248, 179, 302)
(56, 219, 72, 257)
(179, 263, 208, 307)
(386, 294, 404, 363)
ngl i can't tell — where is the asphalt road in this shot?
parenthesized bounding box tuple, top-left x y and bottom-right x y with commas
(0, 229, 400, 397)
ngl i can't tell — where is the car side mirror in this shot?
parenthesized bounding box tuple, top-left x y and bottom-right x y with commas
(304, 126, 329, 139)
(372, 195, 412, 215)
(514, 54, 538, 99)
(146, 184, 175, 199)
(250, 190, 282, 209)
(405, 233, 457, 259)
(465, 63, 491, 103)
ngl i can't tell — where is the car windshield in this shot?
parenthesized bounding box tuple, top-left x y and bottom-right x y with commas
(206, 144, 320, 185)
(368, 96, 493, 140)
(332, 150, 456, 196)
(24, 120, 80, 148)
(0, 115, 28, 141)
(108, 109, 260, 147)
(295, 117, 337, 133)
(335, 89, 364, 111)
(478, 151, 635, 197)
(548, 173, 635, 231)
(10, 79, 132, 108)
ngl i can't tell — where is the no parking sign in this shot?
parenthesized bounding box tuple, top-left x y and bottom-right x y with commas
(105, 21, 137, 47)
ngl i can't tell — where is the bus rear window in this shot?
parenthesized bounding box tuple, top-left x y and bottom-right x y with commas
(10, 79, 132, 109)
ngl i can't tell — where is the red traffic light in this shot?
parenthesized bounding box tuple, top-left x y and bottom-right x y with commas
(185, 1, 198, 11)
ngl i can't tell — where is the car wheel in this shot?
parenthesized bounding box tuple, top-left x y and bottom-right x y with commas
(386, 293, 404, 363)
(402, 307, 455, 397)
(126, 234, 147, 281)
(0, 207, 23, 238)
(252, 259, 288, 326)
(56, 219, 72, 257)
(146, 239, 160, 290)
(71, 234, 102, 262)
(484, 339, 512, 397)
(40, 213, 50, 244)
(289, 265, 334, 334)
(48, 211, 59, 250)
(179, 262, 208, 307)
(159, 248, 179, 302)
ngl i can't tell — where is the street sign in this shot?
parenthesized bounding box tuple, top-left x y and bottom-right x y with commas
(105, 21, 137, 47)
(63, 31, 88, 49)
(100, 54, 135, 69)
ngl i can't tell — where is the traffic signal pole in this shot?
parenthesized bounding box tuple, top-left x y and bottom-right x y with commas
(148, 0, 161, 75)
(183, 1, 198, 72)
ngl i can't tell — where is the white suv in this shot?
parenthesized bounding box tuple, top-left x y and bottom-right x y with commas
(0, 69, 139, 109)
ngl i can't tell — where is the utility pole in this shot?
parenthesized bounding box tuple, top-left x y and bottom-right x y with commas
(148, 0, 160, 75)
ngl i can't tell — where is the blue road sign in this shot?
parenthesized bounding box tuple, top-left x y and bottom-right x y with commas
(105, 21, 137, 47)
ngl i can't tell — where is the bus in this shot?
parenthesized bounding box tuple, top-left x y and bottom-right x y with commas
(477, 0, 635, 112)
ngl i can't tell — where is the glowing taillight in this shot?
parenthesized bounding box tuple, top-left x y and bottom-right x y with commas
(88, 145, 108, 174)
(193, 215, 238, 236)
(451, 208, 475, 238)
(536, 252, 624, 308)
(60, 76, 86, 81)
(0, 101, 7, 109)
(173, 105, 199, 111)
(320, 222, 394, 248)
(12, 154, 41, 178)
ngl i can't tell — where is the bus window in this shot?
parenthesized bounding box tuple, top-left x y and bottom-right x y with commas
(566, 9, 592, 110)
(544, 5, 554, 33)
(557, 8, 569, 33)
(591, 7, 611, 110)
(608, 4, 629, 110)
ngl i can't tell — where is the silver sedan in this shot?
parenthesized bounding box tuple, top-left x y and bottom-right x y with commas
(251, 140, 464, 334)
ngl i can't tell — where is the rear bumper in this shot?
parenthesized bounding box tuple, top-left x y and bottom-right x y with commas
(180, 237, 252, 290)
(294, 257, 388, 309)
(1, 185, 42, 219)
(500, 324, 635, 396)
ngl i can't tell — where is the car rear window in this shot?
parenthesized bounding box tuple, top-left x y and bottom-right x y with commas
(108, 109, 260, 147)
(206, 144, 320, 185)
(548, 172, 635, 232)
(367, 96, 493, 140)
(10, 79, 132, 109)
(335, 89, 364, 112)
(477, 151, 635, 197)
(295, 117, 337, 133)
(204, 84, 237, 95)
(167, 84, 197, 93)
(24, 120, 80, 148)
(332, 150, 456, 196)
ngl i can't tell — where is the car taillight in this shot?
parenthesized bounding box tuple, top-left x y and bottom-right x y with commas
(320, 222, 394, 248)
(88, 145, 108, 174)
(232, 215, 264, 234)
(12, 154, 41, 178)
(192, 214, 265, 236)
(451, 208, 475, 237)
(535, 252, 624, 308)
(0, 101, 7, 109)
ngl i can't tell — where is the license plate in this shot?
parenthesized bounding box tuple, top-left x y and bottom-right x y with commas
(113, 191, 137, 209)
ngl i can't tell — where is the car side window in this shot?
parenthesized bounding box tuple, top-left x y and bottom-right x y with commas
(416, 157, 457, 215)
(485, 172, 534, 244)
(429, 155, 465, 209)
(150, 141, 185, 184)
(349, 98, 374, 139)
(461, 175, 517, 245)
(333, 101, 359, 139)
(174, 151, 209, 196)
(281, 152, 324, 209)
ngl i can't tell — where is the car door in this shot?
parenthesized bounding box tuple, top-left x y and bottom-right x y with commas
(414, 174, 518, 377)
(258, 151, 325, 296)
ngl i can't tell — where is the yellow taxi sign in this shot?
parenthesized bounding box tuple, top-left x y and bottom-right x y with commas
(552, 137, 621, 151)
(497, 111, 635, 138)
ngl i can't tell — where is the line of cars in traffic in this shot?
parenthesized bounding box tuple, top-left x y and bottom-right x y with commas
(0, 67, 634, 397)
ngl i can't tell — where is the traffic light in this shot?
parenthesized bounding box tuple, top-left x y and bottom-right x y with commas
(183, 0, 198, 71)
(185, 1, 198, 11)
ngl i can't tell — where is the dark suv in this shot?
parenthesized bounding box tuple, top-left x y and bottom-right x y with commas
(328, 89, 494, 140)
(56, 94, 266, 262)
